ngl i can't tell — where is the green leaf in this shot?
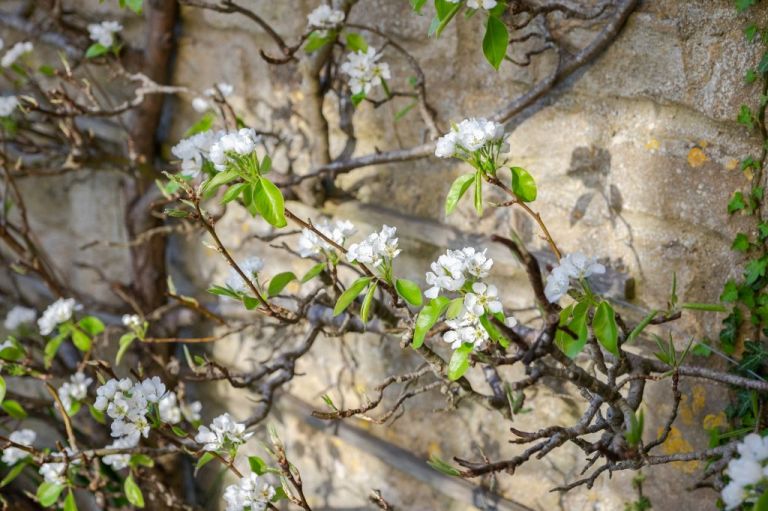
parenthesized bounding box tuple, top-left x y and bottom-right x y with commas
(37, 481, 64, 507)
(207, 285, 241, 299)
(351, 91, 366, 106)
(0, 376, 6, 404)
(625, 409, 644, 446)
(0, 459, 29, 487)
(124, 475, 145, 508)
(733, 232, 751, 252)
(745, 257, 768, 285)
(482, 15, 509, 70)
(626, 310, 658, 344)
(360, 281, 378, 324)
(510, 167, 537, 202)
(754, 490, 768, 511)
(203, 169, 239, 195)
(720, 280, 739, 302)
(88, 404, 106, 424)
(394, 101, 417, 121)
(63, 490, 77, 511)
(447, 343, 473, 381)
(124, 0, 143, 14)
(333, 277, 373, 316)
(345, 33, 368, 53)
(184, 111, 215, 136)
(429, 0, 461, 37)
(2, 399, 27, 420)
(259, 155, 272, 174)
(305, 31, 334, 53)
(412, 296, 451, 348)
(116, 333, 137, 366)
(427, 455, 461, 476)
(248, 456, 268, 475)
(130, 454, 155, 468)
(728, 191, 746, 214)
(267, 272, 297, 297)
(395, 279, 423, 306)
(410, 0, 427, 12)
(445, 297, 464, 319)
(251, 178, 287, 228)
(171, 425, 188, 437)
(85, 43, 109, 58)
(195, 452, 215, 474)
(79, 316, 104, 336)
(71, 329, 92, 352)
(301, 262, 325, 283)
(222, 182, 249, 204)
(555, 302, 589, 358)
(473, 171, 483, 214)
(738, 104, 755, 130)
(736, 0, 758, 12)
(681, 302, 727, 313)
(592, 301, 619, 357)
(444, 173, 475, 215)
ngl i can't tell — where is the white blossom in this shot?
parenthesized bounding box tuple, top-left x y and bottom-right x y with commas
(298, 219, 355, 258)
(122, 314, 142, 330)
(223, 472, 276, 511)
(3, 305, 36, 330)
(463, 282, 503, 315)
(721, 433, 768, 509)
(209, 128, 260, 171)
(2, 429, 35, 465)
(434, 117, 506, 159)
(194, 413, 253, 452)
(94, 376, 168, 445)
(172, 129, 223, 178)
(87, 20, 122, 48)
(738, 433, 768, 462)
(340, 47, 391, 95)
(424, 247, 494, 299)
(38, 298, 80, 336)
(307, 5, 345, 35)
(0, 95, 19, 117)
(182, 400, 203, 423)
(40, 462, 67, 484)
(226, 256, 264, 293)
(159, 392, 182, 424)
(192, 97, 210, 112)
(1, 41, 33, 68)
(544, 253, 606, 303)
(447, 0, 498, 8)
(442, 307, 488, 350)
(58, 372, 93, 413)
(101, 436, 134, 470)
(346, 225, 401, 267)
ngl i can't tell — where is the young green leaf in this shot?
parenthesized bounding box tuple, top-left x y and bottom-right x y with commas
(248, 456, 268, 475)
(301, 262, 326, 283)
(360, 280, 379, 323)
(482, 15, 509, 70)
(0, 459, 29, 487)
(129, 454, 154, 468)
(447, 343, 473, 381)
(203, 169, 238, 194)
(124, 475, 145, 508)
(251, 178, 288, 228)
(222, 182, 249, 204)
(427, 454, 461, 476)
(395, 279, 423, 306)
(333, 277, 373, 316)
(0, 376, 6, 404)
(625, 409, 644, 446)
(445, 297, 464, 319)
(345, 33, 368, 52)
(592, 301, 619, 357)
(85, 43, 109, 59)
(63, 490, 78, 511)
(410, 0, 427, 13)
(554, 302, 589, 358)
(2, 400, 27, 420)
(70, 329, 92, 352)
(116, 333, 137, 366)
(36, 481, 64, 507)
(412, 296, 451, 348)
(305, 31, 334, 53)
(509, 167, 537, 202)
(680, 302, 727, 313)
(626, 310, 658, 344)
(473, 171, 483, 214)
(267, 272, 297, 297)
(444, 173, 476, 215)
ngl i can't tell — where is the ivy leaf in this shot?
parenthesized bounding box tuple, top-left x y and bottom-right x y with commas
(482, 15, 509, 70)
(36, 481, 64, 507)
(509, 166, 537, 202)
(124, 475, 145, 508)
(251, 178, 287, 228)
(267, 272, 297, 297)
(447, 343, 473, 380)
(720, 280, 739, 303)
(592, 301, 619, 357)
(444, 173, 475, 215)
(732, 233, 751, 252)
(395, 279, 423, 307)
(412, 296, 451, 348)
(333, 277, 373, 316)
(345, 33, 368, 53)
(728, 191, 746, 214)
(736, 0, 758, 12)
(745, 257, 768, 285)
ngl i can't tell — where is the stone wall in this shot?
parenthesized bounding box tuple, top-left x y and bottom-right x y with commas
(4, 0, 766, 509)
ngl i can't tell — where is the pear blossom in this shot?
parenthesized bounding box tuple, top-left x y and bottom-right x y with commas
(101, 436, 135, 470)
(194, 413, 253, 452)
(2, 429, 35, 465)
(3, 305, 36, 330)
(544, 253, 606, 303)
(1, 41, 33, 68)
(209, 128, 260, 171)
(447, 0, 498, 8)
(443, 308, 487, 350)
(223, 472, 276, 511)
(0, 95, 19, 117)
(721, 433, 768, 509)
(87, 20, 122, 48)
(307, 5, 345, 35)
(424, 247, 494, 299)
(57, 372, 93, 412)
(298, 218, 355, 258)
(159, 392, 182, 424)
(463, 282, 502, 315)
(172, 130, 223, 177)
(122, 314, 142, 330)
(38, 298, 80, 336)
(94, 376, 168, 446)
(40, 462, 67, 484)
(434, 117, 507, 159)
(346, 225, 401, 267)
(340, 47, 391, 95)
(192, 96, 210, 112)
(226, 256, 264, 293)
(182, 400, 203, 423)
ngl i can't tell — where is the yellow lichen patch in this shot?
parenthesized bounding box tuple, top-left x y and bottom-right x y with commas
(659, 426, 700, 474)
(691, 385, 706, 413)
(645, 139, 660, 151)
(698, 140, 710, 149)
(427, 441, 442, 458)
(678, 386, 706, 425)
(726, 159, 740, 171)
(687, 147, 709, 168)
(744, 167, 755, 181)
(702, 412, 727, 430)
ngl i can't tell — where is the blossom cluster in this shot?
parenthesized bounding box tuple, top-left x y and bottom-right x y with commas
(38, 298, 80, 336)
(1, 41, 33, 68)
(210, 128, 261, 171)
(171, 129, 223, 177)
(94, 376, 167, 447)
(194, 413, 253, 453)
(722, 433, 768, 509)
(226, 256, 264, 293)
(340, 47, 391, 96)
(298, 218, 355, 258)
(1, 429, 35, 465)
(447, 0, 498, 9)
(346, 225, 401, 268)
(223, 472, 276, 511)
(434, 117, 507, 161)
(424, 247, 493, 299)
(57, 372, 93, 413)
(0, 95, 19, 117)
(307, 5, 345, 35)
(544, 252, 606, 303)
(87, 20, 122, 48)
(3, 305, 36, 330)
